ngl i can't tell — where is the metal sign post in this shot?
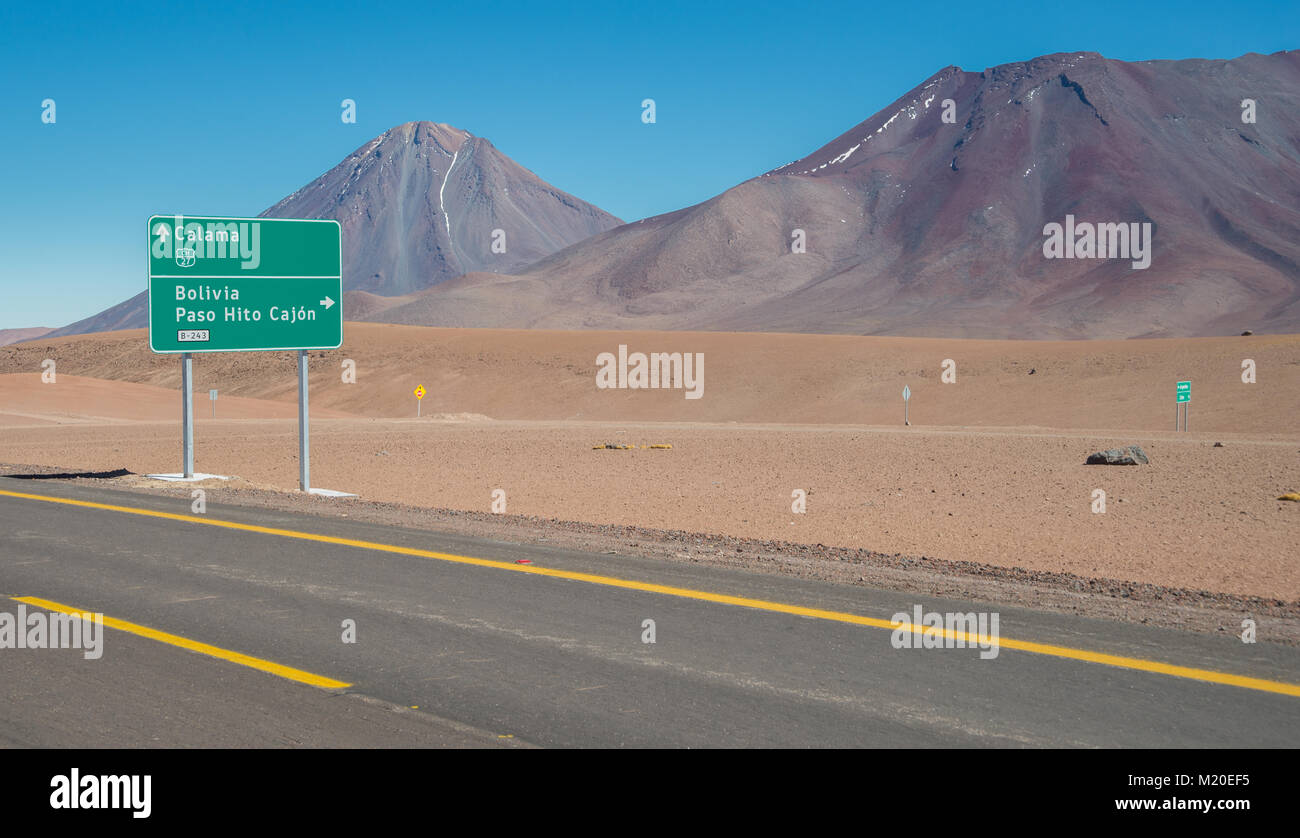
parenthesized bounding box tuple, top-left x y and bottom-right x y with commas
(298, 350, 310, 491)
(414, 385, 426, 417)
(209, 388, 218, 418)
(181, 353, 194, 477)
(902, 384, 911, 426)
(1176, 381, 1190, 431)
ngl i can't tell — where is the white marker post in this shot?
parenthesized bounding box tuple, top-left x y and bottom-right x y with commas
(209, 388, 218, 418)
(902, 384, 911, 426)
(181, 353, 194, 477)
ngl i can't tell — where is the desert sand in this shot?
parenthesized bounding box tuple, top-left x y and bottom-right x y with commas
(3, 326, 1297, 429)
(0, 374, 353, 426)
(1, 325, 1296, 601)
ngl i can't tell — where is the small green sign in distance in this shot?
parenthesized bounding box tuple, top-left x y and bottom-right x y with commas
(1176, 380, 1191, 403)
(148, 215, 342, 353)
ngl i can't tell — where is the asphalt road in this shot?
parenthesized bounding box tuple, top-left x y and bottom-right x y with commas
(1, 476, 1296, 747)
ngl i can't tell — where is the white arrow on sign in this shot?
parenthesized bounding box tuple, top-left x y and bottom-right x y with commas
(320, 296, 335, 309)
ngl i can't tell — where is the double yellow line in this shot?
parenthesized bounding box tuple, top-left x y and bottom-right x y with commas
(2, 487, 1297, 698)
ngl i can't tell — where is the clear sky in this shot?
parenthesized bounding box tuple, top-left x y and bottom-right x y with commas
(0, 0, 1295, 329)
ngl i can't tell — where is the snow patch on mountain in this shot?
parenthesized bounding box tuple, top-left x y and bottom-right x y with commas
(440, 147, 460, 237)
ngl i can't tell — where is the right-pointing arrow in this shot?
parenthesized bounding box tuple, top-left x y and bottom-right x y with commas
(320, 296, 335, 309)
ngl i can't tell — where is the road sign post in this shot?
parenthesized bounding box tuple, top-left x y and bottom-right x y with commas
(149, 215, 341, 486)
(902, 384, 911, 426)
(298, 350, 310, 491)
(209, 388, 218, 418)
(181, 353, 194, 477)
(414, 385, 426, 417)
(1176, 380, 1190, 431)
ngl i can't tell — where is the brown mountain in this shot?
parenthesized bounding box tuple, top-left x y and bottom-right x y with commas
(48, 121, 621, 337)
(0, 327, 53, 347)
(375, 50, 1300, 338)
(261, 121, 622, 295)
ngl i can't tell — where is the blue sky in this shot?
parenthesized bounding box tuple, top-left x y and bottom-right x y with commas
(0, 0, 1295, 329)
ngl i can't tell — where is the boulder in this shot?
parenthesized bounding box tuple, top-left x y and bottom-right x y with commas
(1086, 445, 1149, 465)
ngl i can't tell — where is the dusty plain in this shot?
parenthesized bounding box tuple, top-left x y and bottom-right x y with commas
(1, 325, 1296, 618)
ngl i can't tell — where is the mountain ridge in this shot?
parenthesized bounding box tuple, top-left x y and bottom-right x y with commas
(46, 121, 622, 338)
(45, 50, 1300, 340)
(370, 49, 1300, 338)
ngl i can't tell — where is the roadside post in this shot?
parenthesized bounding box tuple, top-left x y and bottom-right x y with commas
(182, 353, 194, 477)
(209, 388, 218, 418)
(414, 385, 426, 417)
(903, 384, 911, 426)
(1176, 380, 1190, 431)
(298, 351, 310, 490)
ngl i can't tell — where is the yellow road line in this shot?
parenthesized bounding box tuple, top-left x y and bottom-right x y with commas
(12, 595, 351, 690)
(3, 487, 1298, 698)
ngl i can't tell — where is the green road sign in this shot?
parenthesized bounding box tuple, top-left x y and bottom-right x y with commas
(148, 215, 342, 353)
(1176, 380, 1191, 403)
